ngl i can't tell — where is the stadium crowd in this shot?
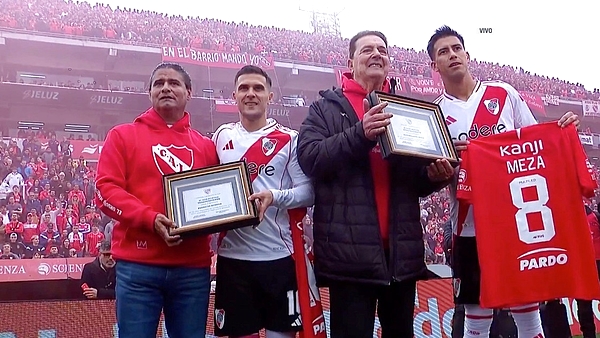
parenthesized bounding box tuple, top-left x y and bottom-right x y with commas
(0, 131, 597, 266)
(0, 130, 112, 260)
(0, 130, 456, 265)
(421, 188, 450, 264)
(0, 0, 598, 100)
(0, 0, 598, 265)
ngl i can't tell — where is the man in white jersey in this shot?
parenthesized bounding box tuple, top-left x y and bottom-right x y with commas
(212, 65, 314, 338)
(427, 26, 579, 338)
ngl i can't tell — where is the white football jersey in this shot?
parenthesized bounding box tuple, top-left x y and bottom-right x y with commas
(212, 118, 314, 261)
(435, 80, 538, 237)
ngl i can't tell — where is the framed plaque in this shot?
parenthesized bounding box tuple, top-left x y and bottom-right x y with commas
(367, 91, 459, 166)
(163, 161, 259, 237)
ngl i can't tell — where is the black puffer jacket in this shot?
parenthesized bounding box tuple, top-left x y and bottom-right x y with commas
(297, 87, 448, 286)
(80, 257, 116, 299)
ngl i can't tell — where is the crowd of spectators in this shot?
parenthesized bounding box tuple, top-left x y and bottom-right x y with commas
(0, 0, 597, 100)
(1, 128, 597, 264)
(0, 128, 451, 265)
(0, 129, 112, 260)
(421, 188, 450, 265)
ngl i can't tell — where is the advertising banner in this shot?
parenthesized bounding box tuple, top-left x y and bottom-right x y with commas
(520, 91, 546, 115)
(0, 256, 217, 282)
(0, 279, 594, 337)
(162, 47, 275, 70)
(9, 83, 148, 112)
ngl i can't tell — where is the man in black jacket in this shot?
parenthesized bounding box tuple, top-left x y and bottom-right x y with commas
(297, 30, 453, 338)
(80, 240, 116, 299)
(442, 219, 466, 338)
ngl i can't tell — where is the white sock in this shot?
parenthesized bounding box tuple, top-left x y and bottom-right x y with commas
(464, 304, 494, 337)
(510, 304, 544, 338)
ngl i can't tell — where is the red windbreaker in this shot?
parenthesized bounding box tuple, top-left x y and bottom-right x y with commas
(95, 108, 219, 267)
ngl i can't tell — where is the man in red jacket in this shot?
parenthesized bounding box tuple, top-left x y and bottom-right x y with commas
(95, 62, 219, 338)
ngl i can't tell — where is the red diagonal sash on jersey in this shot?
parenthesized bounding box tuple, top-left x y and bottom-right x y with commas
(243, 129, 292, 181)
(218, 128, 326, 336)
(217, 129, 292, 246)
(457, 86, 509, 229)
(289, 208, 327, 338)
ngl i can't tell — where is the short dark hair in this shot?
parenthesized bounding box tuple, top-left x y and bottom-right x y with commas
(99, 240, 111, 253)
(426, 25, 465, 60)
(148, 62, 192, 91)
(348, 31, 388, 59)
(234, 65, 272, 88)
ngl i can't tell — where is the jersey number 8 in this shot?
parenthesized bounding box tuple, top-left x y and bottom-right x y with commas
(509, 174, 556, 244)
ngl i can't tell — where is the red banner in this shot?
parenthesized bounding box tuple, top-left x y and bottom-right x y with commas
(0, 256, 217, 283)
(519, 91, 547, 116)
(69, 140, 104, 161)
(0, 281, 454, 337)
(404, 77, 444, 96)
(0, 280, 593, 337)
(38, 139, 104, 161)
(214, 99, 239, 113)
(412, 279, 454, 337)
(432, 71, 444, 88)
(0, 257, 93, 282)
(162, 47, 275, 70)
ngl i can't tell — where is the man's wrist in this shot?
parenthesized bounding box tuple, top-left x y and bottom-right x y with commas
(269, 189, 279, 207)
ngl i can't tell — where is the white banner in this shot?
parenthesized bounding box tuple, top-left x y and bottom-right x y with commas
(544, 94, 559, 106)
(579, 134, 594, 146)
(583, 100, 600, 117)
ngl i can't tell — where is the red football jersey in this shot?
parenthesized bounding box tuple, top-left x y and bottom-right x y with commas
(457, 122, 600, 308)
(86, 231, 105, 257)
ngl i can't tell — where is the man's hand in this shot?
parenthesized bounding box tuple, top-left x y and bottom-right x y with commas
(248, 190, 274, 224)
(453, 140, 469, 157)
(558, 111, 580, 129)
(83, 287, 98, 299)
(426, 159, 455, 182)
(154, 214, 182, 246)
(362, 99, 392, 141)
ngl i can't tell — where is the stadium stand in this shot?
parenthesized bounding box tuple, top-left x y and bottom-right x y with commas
(0, 0, 598, 100)
(0, 0, 599, 336)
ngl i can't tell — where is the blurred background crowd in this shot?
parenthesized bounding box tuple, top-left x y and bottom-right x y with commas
(0, 0, 598, 266)
(0, 0, 597, 100)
